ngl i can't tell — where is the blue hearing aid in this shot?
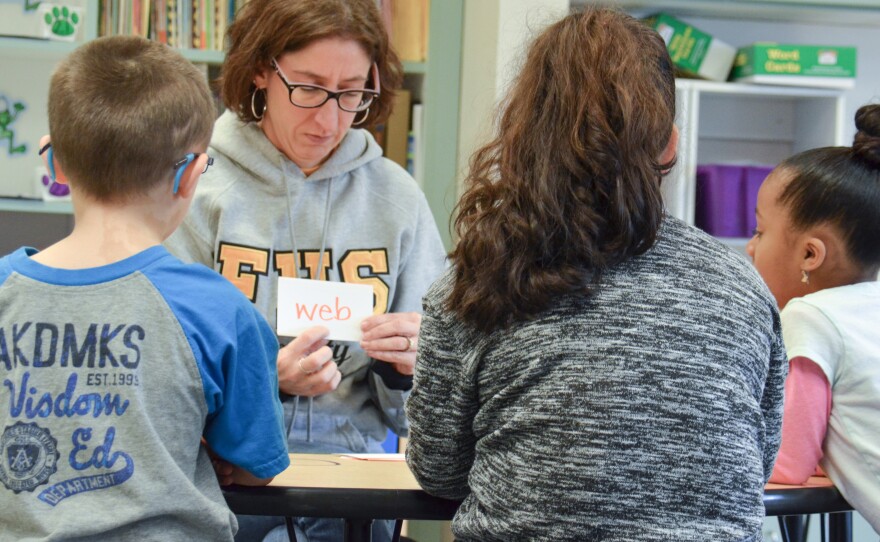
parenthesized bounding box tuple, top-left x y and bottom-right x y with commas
(38, 142, 56, 180)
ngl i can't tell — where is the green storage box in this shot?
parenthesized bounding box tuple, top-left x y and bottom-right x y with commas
(644, 13, 737, 82)
(731, 43, 857, 89)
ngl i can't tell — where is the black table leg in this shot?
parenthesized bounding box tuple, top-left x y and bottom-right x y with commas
(779, 515, 809, 542)
(828, 511, 852, 542)
(344, 518, 373, 542)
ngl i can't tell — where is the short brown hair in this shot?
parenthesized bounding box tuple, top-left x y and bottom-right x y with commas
(447, 8, 676, 333)
(221, 0, 402, 127)
(48, 36, 215, 202)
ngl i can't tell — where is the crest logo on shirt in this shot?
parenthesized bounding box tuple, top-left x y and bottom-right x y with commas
(0, 422, 59, 493)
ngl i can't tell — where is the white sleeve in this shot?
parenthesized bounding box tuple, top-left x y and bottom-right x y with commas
(780, 300, 843, 385)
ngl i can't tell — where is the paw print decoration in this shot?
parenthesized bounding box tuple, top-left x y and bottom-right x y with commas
(40, 4, 82, 41)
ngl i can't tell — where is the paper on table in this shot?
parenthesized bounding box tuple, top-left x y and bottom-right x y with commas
(341, 453, 406, 461)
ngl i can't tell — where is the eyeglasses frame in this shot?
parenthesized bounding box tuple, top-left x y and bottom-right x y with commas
(173, 153, 214, 194)
(270, 59, 381, 113)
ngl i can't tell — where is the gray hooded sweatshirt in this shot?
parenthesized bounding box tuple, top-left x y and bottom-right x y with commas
(166, 111, 447, 453)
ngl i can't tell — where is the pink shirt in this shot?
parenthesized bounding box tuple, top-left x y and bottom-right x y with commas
(769, 356, 832, 485)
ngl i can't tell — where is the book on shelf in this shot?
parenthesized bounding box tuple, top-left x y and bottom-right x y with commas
(385, 0, 429, 62)
(384, 90, 412, 170)
(99, 0, 236, 51)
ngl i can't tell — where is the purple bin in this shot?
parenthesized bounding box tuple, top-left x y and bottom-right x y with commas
(695, 165, 746, 237)
(743, 165, 775, 237)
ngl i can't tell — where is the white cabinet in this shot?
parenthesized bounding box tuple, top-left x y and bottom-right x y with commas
(579, 0, 880, 25)
(662, 79, 846, 229)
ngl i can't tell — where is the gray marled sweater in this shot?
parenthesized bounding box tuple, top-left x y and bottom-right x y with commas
(406, 216, 787, 542)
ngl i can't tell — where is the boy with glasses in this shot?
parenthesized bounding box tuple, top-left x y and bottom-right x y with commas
(0, 36, 288, 541)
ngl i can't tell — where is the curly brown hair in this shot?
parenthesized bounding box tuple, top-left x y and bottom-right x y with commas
(220, 0, 402, 128)
(446, 8, 677, 333)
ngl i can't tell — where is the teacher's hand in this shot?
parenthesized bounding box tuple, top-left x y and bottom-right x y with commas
(360, 312, 421, 376)
(277, 326, 339, 397)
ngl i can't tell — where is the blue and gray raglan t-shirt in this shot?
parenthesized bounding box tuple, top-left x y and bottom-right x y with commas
(0, 246, 289, 541)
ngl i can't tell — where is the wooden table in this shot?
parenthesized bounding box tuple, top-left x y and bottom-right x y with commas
(223, 454, 458, 541)
(223, 454, 853, 542)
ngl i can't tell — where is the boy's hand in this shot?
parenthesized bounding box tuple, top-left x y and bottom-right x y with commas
(224, 466, 275, 487)
(277, 326, 340, 397)
(359, 312, 421, 376)
(203, 440, 274, 487)
(211, 456, 235, 486)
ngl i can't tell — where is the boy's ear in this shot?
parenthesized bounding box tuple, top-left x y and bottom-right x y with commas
(39, 135, 69, 185)
(801, 236, 827, 272)
(174, 157, 204, 199)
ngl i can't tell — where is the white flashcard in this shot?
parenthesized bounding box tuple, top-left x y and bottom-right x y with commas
(277, 278, 373, 342)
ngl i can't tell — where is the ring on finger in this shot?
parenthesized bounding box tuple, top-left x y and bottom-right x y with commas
(405, 336, 416, 352)
(298, 357, 315, 375)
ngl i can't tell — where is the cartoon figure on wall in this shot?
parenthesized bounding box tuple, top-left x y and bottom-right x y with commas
(0, 95, 27, 156)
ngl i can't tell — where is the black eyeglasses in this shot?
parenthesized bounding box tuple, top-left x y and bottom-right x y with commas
(173, 153, 214, 193)
(271, 59, 381, 113)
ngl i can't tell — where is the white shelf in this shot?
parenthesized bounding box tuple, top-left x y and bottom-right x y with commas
(0, 35, 224, 64)
(0, 36, 83, 59)
(574, 0, 880, 26)
(0, 199, 72, 215)
(676, 79, 844, 98)
(661, 79, 845, 227)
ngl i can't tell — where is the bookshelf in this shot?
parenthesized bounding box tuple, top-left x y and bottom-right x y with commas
(568, 1, 875, 261)
(0, 1, 463, 251)
(661, 80, 845, 255)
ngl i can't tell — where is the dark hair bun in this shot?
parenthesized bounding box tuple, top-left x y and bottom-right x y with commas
(853, 104, 880, 168)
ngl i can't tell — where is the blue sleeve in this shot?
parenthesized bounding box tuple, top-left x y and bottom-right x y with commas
(0, 255, 13, 286)
(144, 260, 289, 479)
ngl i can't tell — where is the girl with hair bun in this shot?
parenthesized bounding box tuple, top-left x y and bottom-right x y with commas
(748, 104, 880, 533)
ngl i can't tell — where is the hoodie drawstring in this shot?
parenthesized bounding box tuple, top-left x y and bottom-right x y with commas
(283, 165, 334, 445)
(288, 395, 298, 436)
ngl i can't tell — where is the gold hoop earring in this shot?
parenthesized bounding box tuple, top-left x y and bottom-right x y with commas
(352, 107, 370, 126)
(801, 270, 810, 284)
(251, 88, 267, 120)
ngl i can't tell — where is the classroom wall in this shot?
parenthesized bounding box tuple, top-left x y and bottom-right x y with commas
(456, 0, 569, 195)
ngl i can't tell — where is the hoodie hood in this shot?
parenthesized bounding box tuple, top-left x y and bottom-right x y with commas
(210, 110, 384, 192)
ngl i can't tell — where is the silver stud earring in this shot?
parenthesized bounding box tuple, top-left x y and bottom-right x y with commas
(801, 270, 810, 284)
(251, 88, 267, 121)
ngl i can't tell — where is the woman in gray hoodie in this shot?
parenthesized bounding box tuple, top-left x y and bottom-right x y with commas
(166, 1, 446, 541)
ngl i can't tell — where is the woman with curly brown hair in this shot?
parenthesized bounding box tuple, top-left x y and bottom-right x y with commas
(406, 8, 787, 541)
